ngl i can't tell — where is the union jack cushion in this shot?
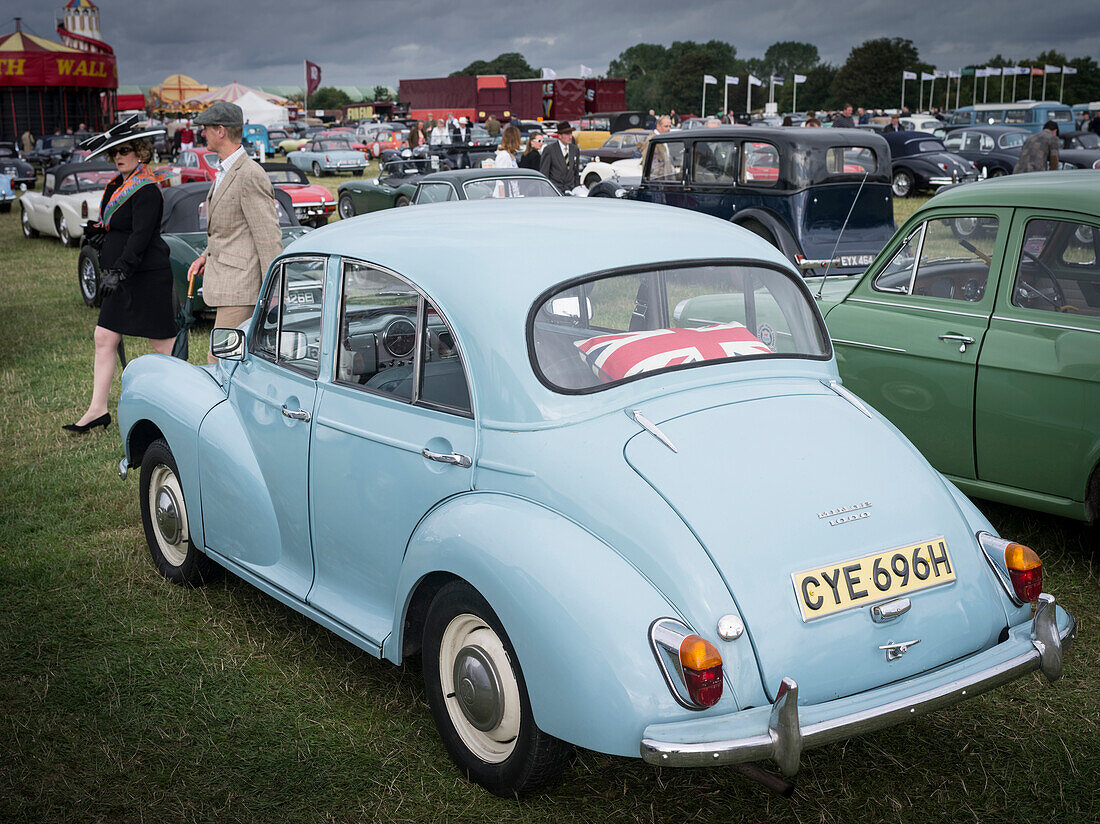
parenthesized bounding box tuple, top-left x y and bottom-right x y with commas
(575, 323, 772, 383)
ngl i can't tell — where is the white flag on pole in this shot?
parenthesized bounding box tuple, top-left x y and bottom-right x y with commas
(920, 72, 935, 81)
(771, 75, 784, 85)
(1044, 65, 1061, 73)
(1062, 65, 1078, 75)
(579, 64, 593, 78)
(948, 70, 960, 79)
(541, 67, 557, 79)
(725, 75, 739, 85)
(748, 74, 762, 87)
(703, 75, 717, 84)
(933, 70, 946, 78)
(794, 74, 806, 84)
(902, 71, 917, 80)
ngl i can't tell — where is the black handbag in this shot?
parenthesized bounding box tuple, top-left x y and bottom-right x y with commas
(82, 221, 106, 251)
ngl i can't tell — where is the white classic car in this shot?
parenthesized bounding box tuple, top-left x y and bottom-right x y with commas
(19, 161, 117, 247)
(580, 155, 644, 190)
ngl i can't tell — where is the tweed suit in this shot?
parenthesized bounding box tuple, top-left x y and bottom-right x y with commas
(201, 155, 282, 307)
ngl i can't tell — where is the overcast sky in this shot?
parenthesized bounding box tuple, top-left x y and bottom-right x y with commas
(7, 0, 1098, 89)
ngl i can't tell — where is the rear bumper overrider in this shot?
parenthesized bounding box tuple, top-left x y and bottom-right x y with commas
(641, 594, 1074, 776)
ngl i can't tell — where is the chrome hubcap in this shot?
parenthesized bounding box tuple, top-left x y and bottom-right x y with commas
(453, 645, 504, 732)
(81, 260, 96, 295)
(955, 217, 977, 236)
(155, 486, 182, 544)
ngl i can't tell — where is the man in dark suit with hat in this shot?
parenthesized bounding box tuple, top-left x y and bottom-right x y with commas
(185, 101, 282, 362)
(540, 121, 581, 193)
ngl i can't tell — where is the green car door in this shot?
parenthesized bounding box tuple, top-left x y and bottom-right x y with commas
(973, 212, 1100, 511)
(825, 208, 1011, 479)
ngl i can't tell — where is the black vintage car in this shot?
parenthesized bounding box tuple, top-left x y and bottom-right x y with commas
(0, 142, 36, 188)
(882, 131, 978, 197)
(942, 126, 1029, 176)
(594, 126, 896, 275)
(1055, 131, 1100, 170)
(26, 134, 78, 168)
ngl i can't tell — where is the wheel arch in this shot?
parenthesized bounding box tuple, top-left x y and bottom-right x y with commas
(731, 207, 803, 263)
(387, 492, 698, 757)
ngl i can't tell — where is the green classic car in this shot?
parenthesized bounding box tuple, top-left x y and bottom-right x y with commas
(816, 171, 1100, 522)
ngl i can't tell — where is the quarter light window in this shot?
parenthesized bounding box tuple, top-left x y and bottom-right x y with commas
(531, 263, 828, 392)
(873, 218, 997, 301)
(254, 257, 326, 376)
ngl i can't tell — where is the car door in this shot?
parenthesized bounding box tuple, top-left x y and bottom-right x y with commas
(632, 138, 687, 207)
(685, 138, 738, 219)
(308, 259, 475, 643)
(975, 212, 1100, 502)
(826, 208, 1010, 479)
(197, 256, 328, 598)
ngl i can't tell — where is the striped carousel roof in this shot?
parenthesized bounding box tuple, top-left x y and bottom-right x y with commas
(0, 30, 83, 52)
(64, 0, 99, 8)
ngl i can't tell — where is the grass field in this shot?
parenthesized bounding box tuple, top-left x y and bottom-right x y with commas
(0, 186, 1097, 823)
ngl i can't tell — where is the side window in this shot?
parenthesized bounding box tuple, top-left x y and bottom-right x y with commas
(874, 218, 997, 301)
(253, 257, 325, 374)
(943, 133, 963, 150)
(645, 140, 685, 182)
(419, 301, 471, 414)
(1013, 219, 1100, 317)
(692, 140, 738, 184)
(604, 137, 621, 149)
(416, 183, 455, 204)
(741, 142, 779, 185)
(979, 134, 995, 152)
(337, 261, 419, 400)
(912, 218, 997, 301)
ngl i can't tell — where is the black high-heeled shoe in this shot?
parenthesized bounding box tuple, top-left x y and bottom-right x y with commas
(62, 413, 111, 433)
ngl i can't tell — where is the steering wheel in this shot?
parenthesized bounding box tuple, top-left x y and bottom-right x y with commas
(1018, 248, 1068, 310)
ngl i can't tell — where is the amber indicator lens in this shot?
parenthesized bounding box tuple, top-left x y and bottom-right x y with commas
(679, 635, 723, 707)
(1005, 542, 1043, 602)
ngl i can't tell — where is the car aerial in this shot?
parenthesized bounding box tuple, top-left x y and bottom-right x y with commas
(114, 198, 1075, 797)
(608, 126, 896, 276)
(942, 126, 1029, 177)
(409, 168, 560, 204)
(261, 162, 337, 228)
(356, 123, 409, 158)
(811, 171, 1100, 523)
(288, 137, 367, 176)
(883, 131, 979, 197)
(26, 133, 77, 167)
(0, 172, 15, 212)
(1054, 130, 1100, 170)
(77, 181, 308, 310)
(0, 142, 37, 188)
(579, 129, 651, 164)
(19, 160, 116, 246)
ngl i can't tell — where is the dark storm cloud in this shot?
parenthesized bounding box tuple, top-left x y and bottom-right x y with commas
(9, 0, 1098, 88)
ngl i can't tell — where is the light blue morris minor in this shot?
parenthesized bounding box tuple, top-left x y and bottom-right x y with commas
(115, 199, 1075, 797)
(287, 136, 367, 177)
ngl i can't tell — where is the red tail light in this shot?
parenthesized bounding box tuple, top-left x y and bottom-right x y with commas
(81, 201, 88, 218)
(679, 635, 723, 707)
(1005, 542, 1042, 602)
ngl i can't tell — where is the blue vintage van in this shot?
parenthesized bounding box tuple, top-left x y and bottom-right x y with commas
(242, 123, 274, 154)
(947, 101, 1074, 133)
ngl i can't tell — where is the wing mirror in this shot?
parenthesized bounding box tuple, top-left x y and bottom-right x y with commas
(211, 328, 246, 360)
(278, 331, 309, 361)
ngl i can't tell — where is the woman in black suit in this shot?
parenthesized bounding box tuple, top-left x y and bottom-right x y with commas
(65, 131, 175, 433)
(519, 131, 544, 170)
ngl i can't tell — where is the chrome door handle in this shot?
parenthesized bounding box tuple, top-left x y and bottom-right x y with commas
(421, 448, 472, 468)
(938, 333, 976, 353)
(281, 404, 311, 422)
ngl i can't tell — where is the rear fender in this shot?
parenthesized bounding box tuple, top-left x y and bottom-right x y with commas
(118, 355, 227, 548)
(387, 492, 734, 757)
(731, 208, 803, 263)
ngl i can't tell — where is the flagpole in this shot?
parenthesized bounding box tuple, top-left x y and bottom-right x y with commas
(1012, 70, 1017, 102)
(956, 71, 961, 110)
(702, 76, 707, 118)
(1000, 71, 1005, 103)
(746, 76, 751, 114)
(929, 76, 934, 111)
(983, 71, 988, 103)
(304, 59, 308, 113)
(918, 78, 923, 112)
(1059, 71, 1065, 102)
(972, 71, 977, 106)
(793, 79, 797, 115)
(1028, 71, 1033, 99)
(900, 74, 905, 112)
(723, 80, 728, 118)
(1042, 72, 1047, 99)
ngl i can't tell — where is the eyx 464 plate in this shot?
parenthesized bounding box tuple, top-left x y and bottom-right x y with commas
(792, 537, 955, 621)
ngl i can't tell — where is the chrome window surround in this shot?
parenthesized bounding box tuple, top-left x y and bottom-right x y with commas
(872, 223, 924, 295)
(977, 531, 1027, 607)
(648, 617, 715, 711)
(333, 257, 474, 419)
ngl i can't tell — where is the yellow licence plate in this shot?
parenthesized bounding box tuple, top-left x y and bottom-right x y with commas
(792, 537, 956, 622)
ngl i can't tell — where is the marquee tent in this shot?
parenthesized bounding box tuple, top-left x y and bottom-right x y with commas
(0, 25, 117, 140)
(232, 90, 289, 127)
(191, 81, 287, 105)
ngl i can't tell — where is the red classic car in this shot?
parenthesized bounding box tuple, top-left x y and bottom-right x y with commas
(355, 123, 409, 158)
(260, 162, 335, 227)
(172, 148, 220, 183)
(317, 129, 373, 157)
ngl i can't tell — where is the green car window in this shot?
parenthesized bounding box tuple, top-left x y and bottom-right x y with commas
(1013, 219, 1100, 317)
(874, 218, 997, 302)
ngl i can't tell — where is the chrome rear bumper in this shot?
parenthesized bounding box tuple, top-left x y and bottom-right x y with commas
(641, 594, 1074, 775)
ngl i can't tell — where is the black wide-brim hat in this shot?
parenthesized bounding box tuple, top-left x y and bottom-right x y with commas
(81, 114, 167, 161)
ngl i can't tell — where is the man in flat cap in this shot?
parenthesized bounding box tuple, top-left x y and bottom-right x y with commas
(539, 121, 580, 193)
(186, 101, 282, 362)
